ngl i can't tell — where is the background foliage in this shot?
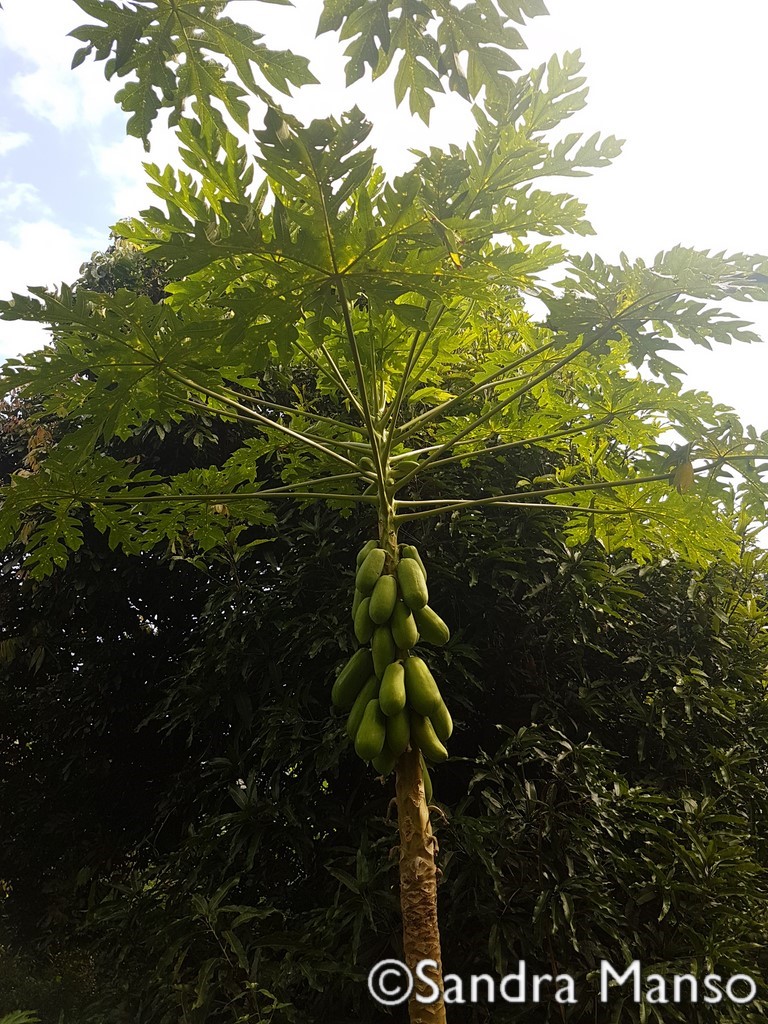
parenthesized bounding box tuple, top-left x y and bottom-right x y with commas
(2, 388, 768, 1022)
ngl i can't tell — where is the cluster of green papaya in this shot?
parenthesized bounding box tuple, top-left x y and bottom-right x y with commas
(331, 540, 453, 787)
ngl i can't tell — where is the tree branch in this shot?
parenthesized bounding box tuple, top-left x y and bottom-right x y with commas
(294, 339, 364, 415)
(394, 336, 559, 444)
(84, 487, 379, 507)
(164, 369, 359, 470)
(213, 382, 367, 436)
(394, 471, 673, 521)
(421, 415, 617, 471)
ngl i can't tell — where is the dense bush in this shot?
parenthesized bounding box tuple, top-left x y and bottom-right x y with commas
(2, 412, 768, 1022)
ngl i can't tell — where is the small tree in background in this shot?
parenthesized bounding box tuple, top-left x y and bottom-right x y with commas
(2, 2, 768, 1020)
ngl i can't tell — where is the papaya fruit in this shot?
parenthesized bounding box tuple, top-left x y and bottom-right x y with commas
(372, 745, 398, 777)
(401, 543, 427, 581)
(394, 458, 421, 476)
(372, 624, 395, 679)
(413, 605, 450, 646)
(379, 661, 406, 716)
(391, 599, 419, 650)
(386, 707, 410, 756)
(356, 547, 386, 596)
(404, 656, 441, 715)
(354, 597, 375, 644)
(331, 648, 374, 710)
(359, 456, 375, 473)
(346, 676, 378, 740)
(369, 574, 397, 624)
(421, 755, 433, 803)
(355, 699, 386, 761)
(351, 587, 364, 620)
(356, 539, 378, 567)
(431, 698, 453, 742)
(411, 713, 448, 763)
(397, 557, 428, 609)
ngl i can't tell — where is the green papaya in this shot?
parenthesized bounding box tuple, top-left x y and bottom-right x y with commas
(421, 755, 433, 803)
(387, 707, 410, 756)
(394, 458, 421, 476)
(391, 599, 419, 650)
(431, 698, 453, 742)
(346, 676, 378, 741)
(351, 587, 364, 620)
(397, 557, 428, 609)
(379, 661, 406, 716)
(372, 745, 398, 777)
(359, 456, 375, 473)
(404, 656, 441, 715)
(331, 648, 374, 710)
(356, 547, 386, 596)
(356, 539, 378, 567)
(354, 597, 375, 644)
(369, 574, 397, 624)
(372, 624, 395, 679)
(355, 699, 386, 761)
(401, 543, 427, 581)
(411, 713, 448, 763)
(413, 604, 450, 646)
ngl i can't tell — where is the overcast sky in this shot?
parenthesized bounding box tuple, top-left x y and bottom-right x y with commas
(1, 0, 766, 428)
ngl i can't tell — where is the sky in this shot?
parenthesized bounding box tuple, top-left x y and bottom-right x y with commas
(0, 0, 767, 429)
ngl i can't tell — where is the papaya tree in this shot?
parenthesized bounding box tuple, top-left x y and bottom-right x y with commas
(2, 2, 768, 1020)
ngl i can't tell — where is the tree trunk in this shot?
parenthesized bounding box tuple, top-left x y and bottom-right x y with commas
(396, 746, 447, 1023)
(379, 504, 447, 1023)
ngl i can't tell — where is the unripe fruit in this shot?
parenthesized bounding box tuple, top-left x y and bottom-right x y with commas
(421, 755, 433, 803)
(354, 597, 375, 644)
(411, 713, 448, 763)
(431, 698, 453, 742)
(372, 624, 396, 679)
(356, 547, 386, 596)
(346, 676, 378, 740)
(356, 539, 378, 567)
(387, 708, 411, 756)
(397, 558, 428, 609)
(332, 648, 374, 710)
(404, 655, 441, 716)
(355, 699, 387, 761)
(369, 574, 397, 624)
(400, 543, 427, 581)
(413, 605, 450, 646)
(351, 587, 364, 620)
(391, 599, 419, 650)
(372, 746, 398, 777)
(379, 661, 406, 716)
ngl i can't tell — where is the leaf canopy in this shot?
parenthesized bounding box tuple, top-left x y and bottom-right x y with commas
(1, 1, 768, 578)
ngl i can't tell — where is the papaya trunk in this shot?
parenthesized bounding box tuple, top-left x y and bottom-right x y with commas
(379, 503, 447, 1023)
(396, 746, 447, 1023)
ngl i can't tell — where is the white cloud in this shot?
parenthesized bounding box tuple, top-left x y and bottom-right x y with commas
(1, 0, 116, 129)
(0, 180, 49, 217)
(91, 132, 184, 220)
(0, 129, 30, 156)
(0, 219, 102, 291)
(0, 218, 105, 361)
